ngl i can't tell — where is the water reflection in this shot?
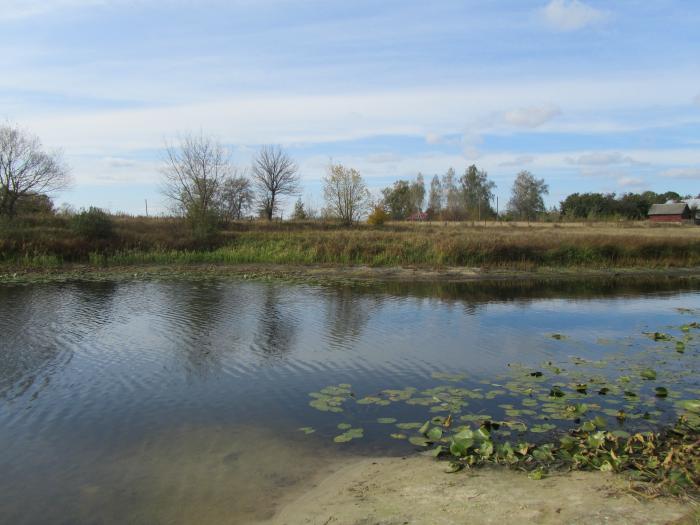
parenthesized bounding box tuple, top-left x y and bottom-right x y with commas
(253, 284, 299, 359)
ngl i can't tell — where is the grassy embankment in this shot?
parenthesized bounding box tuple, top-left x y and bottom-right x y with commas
(3, 215, 700, 271)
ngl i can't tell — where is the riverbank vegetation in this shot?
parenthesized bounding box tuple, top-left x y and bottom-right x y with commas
(4, 215, 700, 270)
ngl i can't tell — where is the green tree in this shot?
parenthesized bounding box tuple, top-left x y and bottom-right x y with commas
(460, 165, 496, 219)
(381, 180, 415, 220)
(508, 171, 549, 220)
(428, 174, 442, 215)
(292, 198, 307, 220)
(411, 173, 426, 212)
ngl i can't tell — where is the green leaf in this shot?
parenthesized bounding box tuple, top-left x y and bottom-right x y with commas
(377, 417, 397, 424)
(641, 369, 657, 380)
(418, 420, 430, 435)
(426, 427, 443, 441)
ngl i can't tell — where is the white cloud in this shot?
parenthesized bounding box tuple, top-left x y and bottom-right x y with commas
(499, 155, 534, 167)
(0, 0, 105, 21)
(566, 151, 642, 166)
(660, 167, 700, 179)
(541, 0, 608, 32)
(425, 132, 443, 145)
(617, 176, 645, 188)
(503, 105, 561, 128)
(366, 153, 402, 164)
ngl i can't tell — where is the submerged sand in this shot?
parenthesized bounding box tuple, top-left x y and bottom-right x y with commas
(266, 456, 696, 525)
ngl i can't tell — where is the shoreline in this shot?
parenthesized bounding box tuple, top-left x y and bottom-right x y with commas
(264, 455, 696, 525)
(3, 263, 700, 285)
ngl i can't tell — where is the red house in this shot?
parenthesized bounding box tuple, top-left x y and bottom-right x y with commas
(648, 203, 691, 223)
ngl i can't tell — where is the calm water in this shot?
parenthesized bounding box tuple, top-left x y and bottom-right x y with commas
(1, 277, 699, 524)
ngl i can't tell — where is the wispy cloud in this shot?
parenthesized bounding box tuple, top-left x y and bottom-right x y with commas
(541, 0, 609, 32)
(499, 155, 534, 167)
(502, 105, 561, 128)
(566, 152, 644, 166)
(617, 176, 645, 189)
(0, 0, 105, 21)
(660, 167, 700, 179)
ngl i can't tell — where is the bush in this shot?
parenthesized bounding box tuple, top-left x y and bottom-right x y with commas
(367, 205, 390, 226)
(71, 207, 114, 240)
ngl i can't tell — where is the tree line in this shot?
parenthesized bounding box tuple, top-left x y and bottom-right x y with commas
(0, 123, 693, 228)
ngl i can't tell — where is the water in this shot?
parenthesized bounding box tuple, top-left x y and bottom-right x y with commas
(1, 277, 699, 524)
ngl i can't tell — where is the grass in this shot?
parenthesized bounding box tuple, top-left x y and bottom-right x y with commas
(4, 215, 700, 270)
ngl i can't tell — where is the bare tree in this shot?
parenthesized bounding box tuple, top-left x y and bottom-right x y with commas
(161, 133, 231, 221)
(251, 145, 300, 220)
(323, 163, 371, 226)
(218, 173, 254, 221)
(0, 124, 69, 218)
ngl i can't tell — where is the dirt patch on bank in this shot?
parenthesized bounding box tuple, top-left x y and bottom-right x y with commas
(265, 456, 695, 525)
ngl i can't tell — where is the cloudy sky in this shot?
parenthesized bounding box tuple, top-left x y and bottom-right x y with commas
(1, 0, 699, 214)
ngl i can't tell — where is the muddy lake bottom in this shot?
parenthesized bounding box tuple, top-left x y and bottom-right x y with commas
(0, 277, 699, 523)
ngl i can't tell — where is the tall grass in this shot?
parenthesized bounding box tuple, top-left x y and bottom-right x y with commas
(3, 216, 700, 270)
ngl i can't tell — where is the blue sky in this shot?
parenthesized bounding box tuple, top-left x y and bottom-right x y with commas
(1, 0, 699, 215)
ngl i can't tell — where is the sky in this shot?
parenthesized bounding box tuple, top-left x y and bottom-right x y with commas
(1, 0, 699, 215)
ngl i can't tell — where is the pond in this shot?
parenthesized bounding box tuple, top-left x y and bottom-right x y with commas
(1, 276, 699, 523)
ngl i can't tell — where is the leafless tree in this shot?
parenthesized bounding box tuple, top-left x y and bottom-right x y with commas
(323, 163, 371, 226)
(251, 145, 300, 220)
(0, 124, 69, 218)
(161, 133, 232, 221)
(218, 173, 254, 221)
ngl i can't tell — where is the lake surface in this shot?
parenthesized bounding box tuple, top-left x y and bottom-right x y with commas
(1, 276, 699, 524)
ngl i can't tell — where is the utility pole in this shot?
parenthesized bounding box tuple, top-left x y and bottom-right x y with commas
(145, 199, 149, 217)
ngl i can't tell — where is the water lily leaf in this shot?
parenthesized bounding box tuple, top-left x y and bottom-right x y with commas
(337, 423, 352, 430)
(680, 400, 700, 413)
(396, 422, 423, 430)
(333, 434, 352, 443)
(641, 369, 657, 380)
(418, 421, 431, 435)
(655, 387, 668, 398)
(377, 417, 397, 424)
(426, 427, 443, 441)
(409, 436, 430, 447)
(390, 433, 407, 440)
(298, 427, 315, 434)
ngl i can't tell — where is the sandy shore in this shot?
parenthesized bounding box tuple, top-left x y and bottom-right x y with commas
(265, 456, 696, 525)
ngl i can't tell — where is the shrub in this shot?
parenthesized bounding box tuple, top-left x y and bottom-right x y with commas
(367, 205, 389, 226)
(71, 207, 114, 240)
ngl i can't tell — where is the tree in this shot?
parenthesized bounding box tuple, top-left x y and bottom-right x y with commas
(428, 175, 442, 215)
(411, 173, 426, 212)
(292, 198, 307, 220)
(460, 164, 496, 219)
(441, 167, 461, 218)
(323, 163, 371, 225)
(508, 171, 549, 220)
(161, 133, 231, 225)
(251, 145, 300, 220)
(218, 174, 253, 221)
(381, 180, 415, 220)
(0, 124, 69, 218)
